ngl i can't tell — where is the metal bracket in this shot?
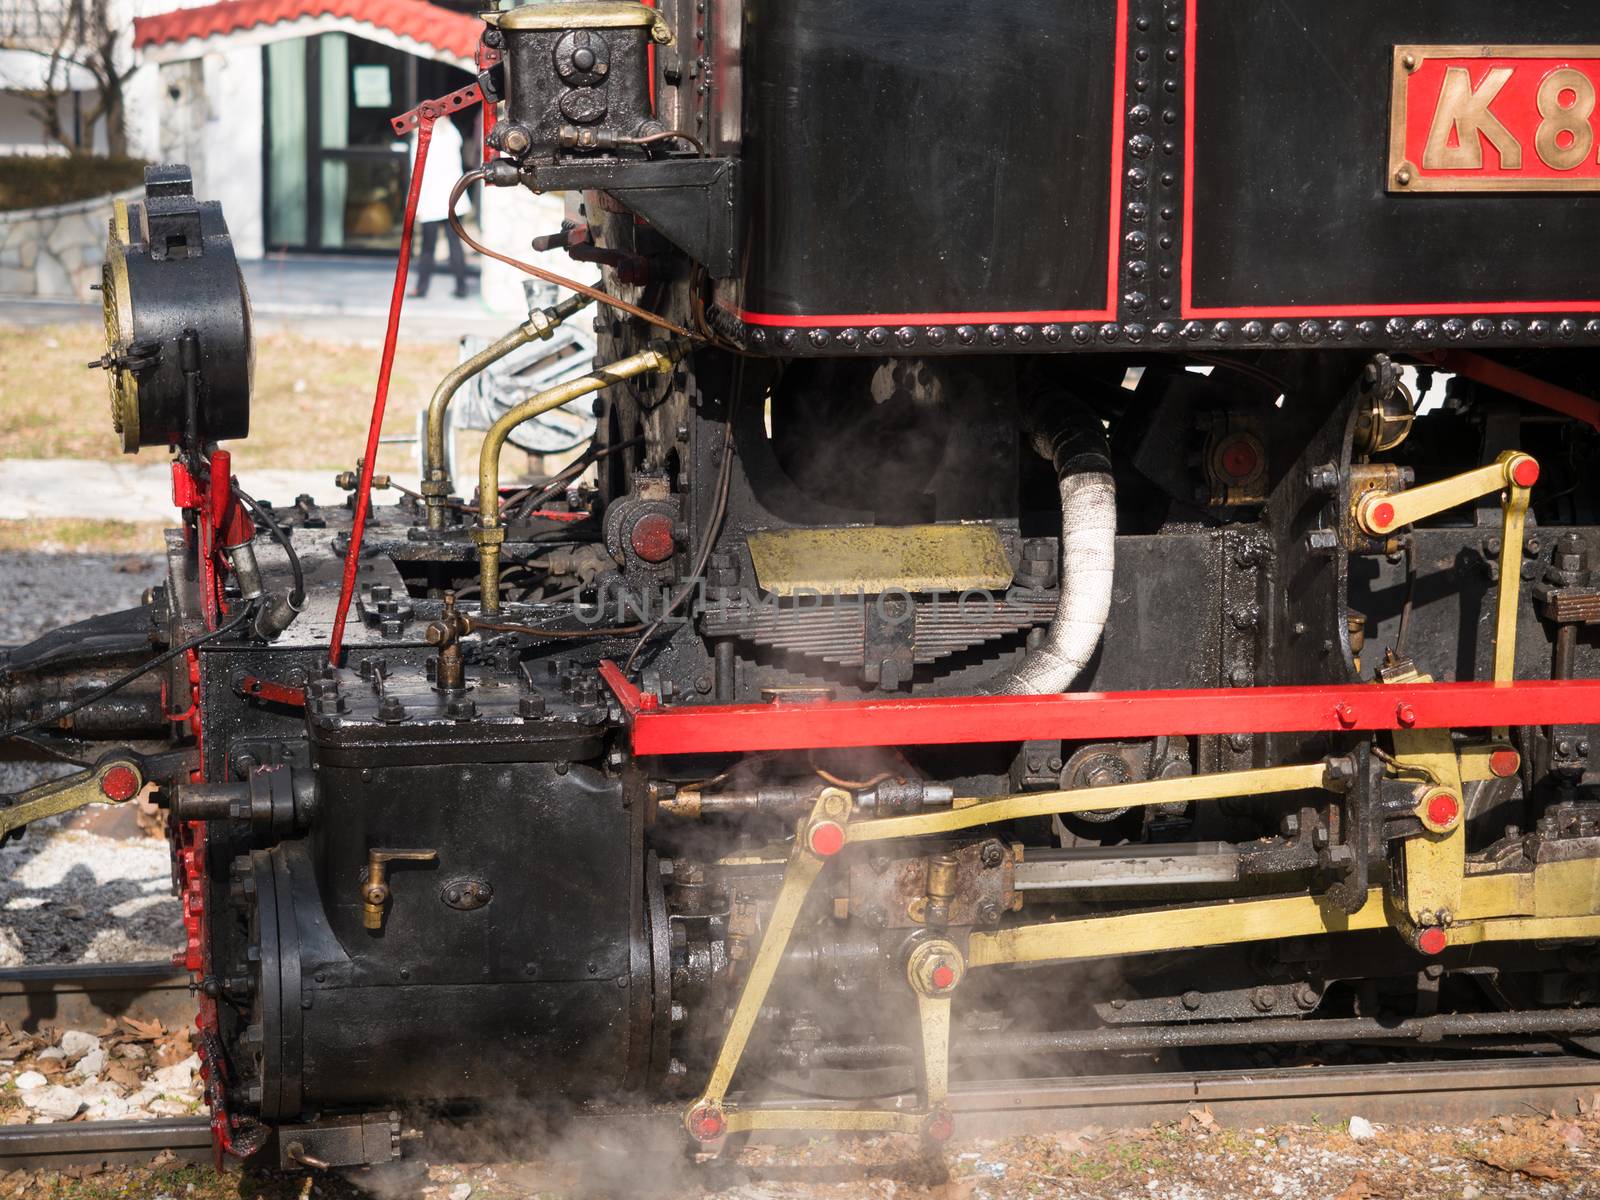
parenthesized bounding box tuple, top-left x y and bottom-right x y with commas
(528, 157, 739, 278)
(390, 83, 485, 136)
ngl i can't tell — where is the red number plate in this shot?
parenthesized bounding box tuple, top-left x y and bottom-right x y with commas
(1389, 46, 1600, 192)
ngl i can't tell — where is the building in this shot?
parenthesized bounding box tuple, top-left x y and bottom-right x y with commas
(130, 0, 481, 260)
(0, 0, 571, 312)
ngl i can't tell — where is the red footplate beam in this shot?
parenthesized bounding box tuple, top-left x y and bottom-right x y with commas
(597, 664, 1600, 757)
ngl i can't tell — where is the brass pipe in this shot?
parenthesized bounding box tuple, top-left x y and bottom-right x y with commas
(474, 338, 687, 612)
(422, 293, 592, 530)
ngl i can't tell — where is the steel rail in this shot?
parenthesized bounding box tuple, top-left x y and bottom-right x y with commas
(4, 964, 1600, 1164)
(944, 1056, 1600, 1134)
(0, 961, 194, 1032)
(1, 1058, 1599, 1168)
(0, 1117, 213, 1170)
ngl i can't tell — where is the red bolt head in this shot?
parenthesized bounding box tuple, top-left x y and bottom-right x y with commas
(808, 820, 845, 857)
(628, 513, 676, 563)
(1370, 501, 1396, 530)
(1488, 748, 1520, 778)
(1335, 702, 1357, 728)
(100, 765, 139, 802)
(923, 1107, 955, 1143)
(931, 962, 956, 991)
(1417, 926, 1448, 956)
(1511, 457, 1540, 489)
(686, 1103, 726, 1142)
(1426, 791, 1460, 828)
(1395, 703, 1417, 728)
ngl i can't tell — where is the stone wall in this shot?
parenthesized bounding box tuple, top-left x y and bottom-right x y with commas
(0, 186, 141, 300)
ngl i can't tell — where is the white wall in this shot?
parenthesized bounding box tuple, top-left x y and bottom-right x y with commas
(0, 90, 109, 155)
(199, 47, 263, 258)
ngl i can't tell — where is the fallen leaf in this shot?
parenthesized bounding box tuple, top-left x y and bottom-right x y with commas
(1333, 1172, 1374, 1200)
(1051, 1128, 1096, 1155)
(1519, 1161, 1568, 1182)
(155, 1028, 192, 1067)
(1473, 1152, 1570, 1183)
(106, 1064, 141, 1088)
(120, 1017, 163, 1040)
(1186, 1106, 1216, 1129)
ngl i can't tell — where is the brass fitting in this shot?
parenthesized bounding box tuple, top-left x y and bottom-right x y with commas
(474, 338, 689, 613)
(425, 591, 471, 691)
(469, 525, 507, 616)
(906, 938, 965, 997)
(924, 853, 959, 929)
(361, 848, 439, 931)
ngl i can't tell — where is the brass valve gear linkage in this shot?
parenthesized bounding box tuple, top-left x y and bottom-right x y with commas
(680, 452, 1588, 1146)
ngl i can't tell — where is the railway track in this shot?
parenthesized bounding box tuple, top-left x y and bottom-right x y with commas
(3, 963, 1600, 1171)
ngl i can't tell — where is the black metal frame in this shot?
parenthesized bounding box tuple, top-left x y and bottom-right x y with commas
(261, 34, 423, 256)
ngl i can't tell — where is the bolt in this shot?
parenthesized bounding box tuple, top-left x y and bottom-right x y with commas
(1305, 529, 1338, 554)
(1181, 990, 1202, 1011)
(976, 900, 1001, 924)
(1251, 986, 1277, 1012)
(1305, 463, 1339, 494)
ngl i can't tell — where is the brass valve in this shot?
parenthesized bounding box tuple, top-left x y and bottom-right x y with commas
(924, 853, 959, 929)
(362, 848, 439, 930)
(425, 592, 470, 692)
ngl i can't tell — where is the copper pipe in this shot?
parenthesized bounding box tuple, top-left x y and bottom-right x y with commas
(422, 294, 591, 529)
(448, 170, 695, 339)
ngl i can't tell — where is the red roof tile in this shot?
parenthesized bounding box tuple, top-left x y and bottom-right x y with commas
(134, 0, 482, 62)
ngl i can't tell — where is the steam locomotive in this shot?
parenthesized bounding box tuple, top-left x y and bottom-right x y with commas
(4, 0, 1600, 1170)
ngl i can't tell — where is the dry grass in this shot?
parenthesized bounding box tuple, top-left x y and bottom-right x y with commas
(0, 321, 458, 471)
(0, 518, 166, 554)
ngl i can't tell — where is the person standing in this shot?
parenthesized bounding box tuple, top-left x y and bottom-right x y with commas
(411, 115, 471, 299)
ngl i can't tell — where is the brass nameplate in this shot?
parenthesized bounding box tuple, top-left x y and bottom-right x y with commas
(1389, 45, 1600, 193)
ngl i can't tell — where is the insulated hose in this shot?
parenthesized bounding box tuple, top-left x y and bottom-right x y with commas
(981, 386, 1116, 695)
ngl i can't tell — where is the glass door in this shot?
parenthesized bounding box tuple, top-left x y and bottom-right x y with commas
(315, 34, 413, 252)
(264, 33, 416, 253)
